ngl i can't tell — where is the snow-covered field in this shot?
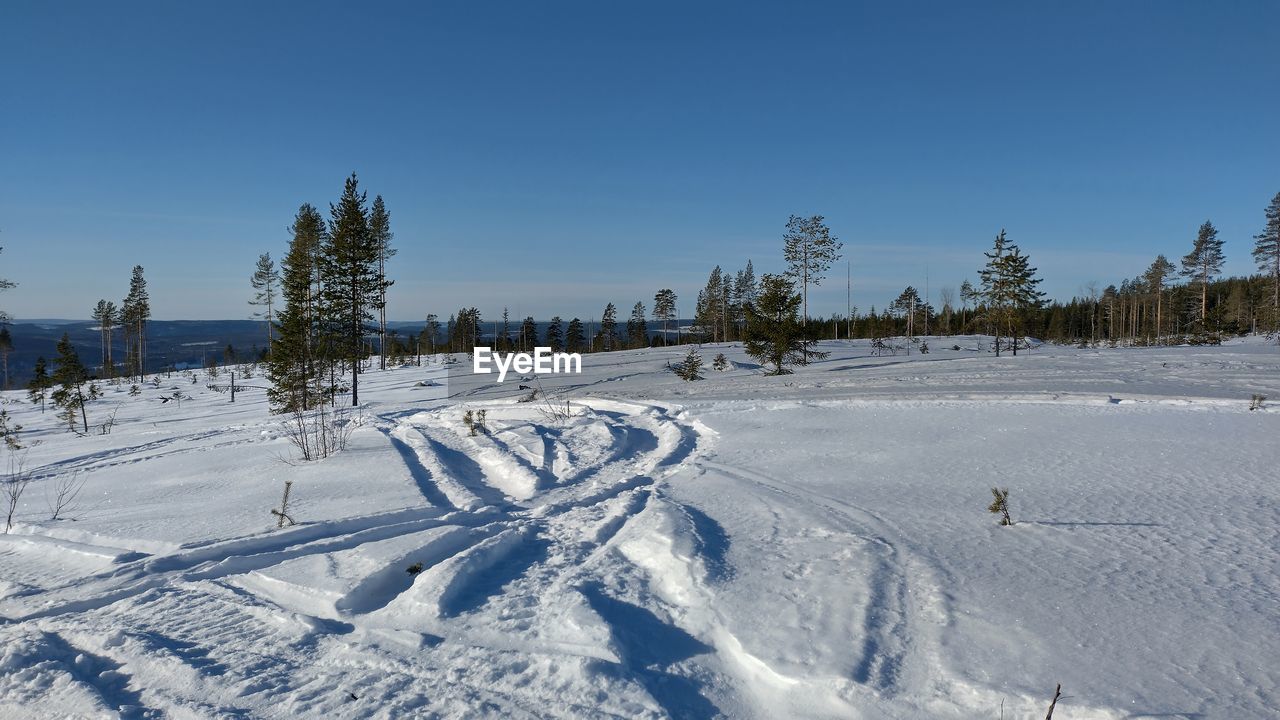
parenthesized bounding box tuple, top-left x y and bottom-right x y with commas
(1, 337, 1276, 719)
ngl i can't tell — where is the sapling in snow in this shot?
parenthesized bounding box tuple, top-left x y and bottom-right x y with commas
(713, 353, 729, 371)
(988, 487, 1013, 526)
(675, 347, 703, 381)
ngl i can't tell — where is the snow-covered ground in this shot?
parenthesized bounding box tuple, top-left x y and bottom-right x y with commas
(1, 337, 1277, 719)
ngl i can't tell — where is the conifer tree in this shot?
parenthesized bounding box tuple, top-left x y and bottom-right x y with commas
(696, 267, 725, 342)
(51, 333, 90, 433)
(0, 328, 10, 390)
(627, 302, 648, 349)
(27, 357, 50, 412)
(675, 346, 703, 381)
(1253, 192, 1280, 331)
(91, 299, 117, 377)
(783, 215, 842, 324)
(0, 246, 13, 325)
(423, 314, 441, 356)
(519, 316, 538, 352)
(566, 318, 586, 353)
(1143, 255, 1176, 341)
(653, 289, 677, 345)
(319, 173, 380, 406)
(959, 278, 976, 329)
(268, 203, 326, 413)
(1180, 220, 1225, 327)
(598, 303, 618, 351)
(120, 265, 150, 378)
(500, 308, 512, 352)
(545, 316, 564, 352)
(743, 274, 828, 374)
(978, 230, 1044, 356)
(249, 253, 279, 353)
(369, 195, 395, 370)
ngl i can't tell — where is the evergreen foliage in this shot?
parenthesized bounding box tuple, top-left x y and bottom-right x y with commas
(544, 316, 564, 352)
(653, 289, 677, 345)
(743, 274, 828, 374)
(249, 252, 279, 353)
(51, 333, 90, 433)
(1253, 192, 1280, 330)
(1180, 220, 1225, 327)
(674, 346, 703, 381)
(782, 215, 842, 323)
(268, 204, 326, 413)
(565, 318, 586, 353)
(318, 173, 381, 406)
(627, 302, 648, 349)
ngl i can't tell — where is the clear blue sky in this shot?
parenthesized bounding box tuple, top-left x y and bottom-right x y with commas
(2, 1, 1277, 322)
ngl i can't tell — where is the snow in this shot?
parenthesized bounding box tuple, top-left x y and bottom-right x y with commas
(1, 337, 1277, 718)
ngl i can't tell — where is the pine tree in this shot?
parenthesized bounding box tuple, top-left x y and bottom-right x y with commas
(653, 289, 677, 346)
(27, 357, 50, 412)
(1143, 255, 1176, 341)
(695, 267, 724, 342)
(500, 308, 512, 352)
(627, 302, 648, 349)
(268, 203, 326, 413)
(423, 314, 441, 356)
(783, 215, 842, 324)
(743, 274, 828, 374)
(249, 253, 280, 354)
(675, 346, 703, 380)
(978, 230, 1044, 356)
(959, 279, 977, 329)
(120, 265, 150, 378)
(319, 173, 380, 406)
(369, 195, 396, 370)
(91, 299, 117, 377)
(566, 318, 586, 353)
(597, 303, 618, 351)
(1181, 220, 1225, 328)
(519, 316, 538, 352)
(545, 316, 564, 352)
(0, 328, 11, 390)
(0, 246, 14, 325)
(51, 333, 90, 433)
(1253, 192, 1280, 332)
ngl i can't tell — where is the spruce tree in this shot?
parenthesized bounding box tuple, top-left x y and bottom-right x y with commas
(369, 195, 395, 370)
(268, 203, 326, 413)
(653, 289, 677, 345)
(675, 346, 703, 380)
(423, 314, 441, 356)
(782, 215, 842, 324)
(743, 274, 828, 374)
(249, 253, 280, 354)
(1253, 192, 1280, 331)
(319, 173, 380, 406)
(545, 316, 564, 352)
(627, 302, 648, 349)
(1180, 220, 1225, 328)
(51, 333, 90, 433)
(566, 318, 586, 353)
(500, 308, 512, 352)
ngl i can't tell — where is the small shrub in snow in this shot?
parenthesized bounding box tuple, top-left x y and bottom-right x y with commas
(712, 353, 729, 371)
(918, 340, 929, 354)
(406, 562, 424, 575)
(1249, 393, 1266, 411)
(988, 487, 1013, 526)
(129, 384, 141, 397)
(46, 471, 87, 521)
(675, 347, 703, 381)
(952, 344, 961, 351)
(271, 480, 296, 528)
(518, 388, 538, 403)
(284, 405, 353, 461)
(463, 409, 487, 436)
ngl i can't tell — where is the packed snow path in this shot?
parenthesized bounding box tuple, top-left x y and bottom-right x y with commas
(1, 337, 1277, 718)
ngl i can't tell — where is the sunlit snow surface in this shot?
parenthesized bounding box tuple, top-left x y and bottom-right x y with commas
(1, 337, 1276, 719)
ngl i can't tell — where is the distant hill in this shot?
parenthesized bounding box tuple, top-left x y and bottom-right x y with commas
(1, 320, 274, 388)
